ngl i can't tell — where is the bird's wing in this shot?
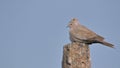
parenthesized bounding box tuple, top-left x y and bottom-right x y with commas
(76, 25, 104, 40)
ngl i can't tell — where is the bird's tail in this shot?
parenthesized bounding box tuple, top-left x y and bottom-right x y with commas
(100, 41, 114, 48)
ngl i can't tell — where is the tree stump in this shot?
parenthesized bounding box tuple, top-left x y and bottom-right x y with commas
(62, 43, 91, 68)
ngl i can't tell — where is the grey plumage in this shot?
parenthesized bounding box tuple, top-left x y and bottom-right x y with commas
(68, 18, 114, 48)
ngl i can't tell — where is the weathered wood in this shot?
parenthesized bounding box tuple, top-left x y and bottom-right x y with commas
(62, 43, 91, 68)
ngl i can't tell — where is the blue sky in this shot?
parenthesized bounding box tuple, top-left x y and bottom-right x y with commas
(0, 0, 120, 68)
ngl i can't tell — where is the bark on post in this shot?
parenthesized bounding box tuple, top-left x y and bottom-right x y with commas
(62, 43, 91, 68)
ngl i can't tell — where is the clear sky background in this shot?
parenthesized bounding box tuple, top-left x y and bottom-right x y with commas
(0, 0, 120, 68)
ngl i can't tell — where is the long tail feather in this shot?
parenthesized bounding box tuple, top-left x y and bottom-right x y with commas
(100, 41, 114, 48)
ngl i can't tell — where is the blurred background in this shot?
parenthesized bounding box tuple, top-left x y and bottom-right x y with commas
(0, 0, 120, 68)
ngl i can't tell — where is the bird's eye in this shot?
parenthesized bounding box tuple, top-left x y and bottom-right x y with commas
(70, 24, 72, 25)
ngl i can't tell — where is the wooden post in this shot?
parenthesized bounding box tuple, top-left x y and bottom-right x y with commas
(62, 43, 91, 68)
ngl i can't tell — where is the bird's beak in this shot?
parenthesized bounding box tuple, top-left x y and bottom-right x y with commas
(66, 25, 69, 28)
(67, 21, 70, 28)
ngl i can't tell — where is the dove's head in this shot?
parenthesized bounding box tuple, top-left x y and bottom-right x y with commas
(68, 18, 80, 28)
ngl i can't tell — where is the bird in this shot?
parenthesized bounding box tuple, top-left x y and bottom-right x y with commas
(68, 18, 114, 48)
